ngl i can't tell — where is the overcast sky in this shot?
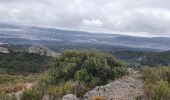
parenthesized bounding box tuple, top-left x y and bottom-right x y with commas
(0, 0, 170, 37)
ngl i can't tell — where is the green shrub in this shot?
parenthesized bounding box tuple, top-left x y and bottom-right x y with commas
(0, 74, 18, 84)
(21, 83, 46, 100)
(154, 80, 170, 99)
(0, 52, 52, 74)
(48, 81, 73, 99)
(23, 50, 127, 99)
(48, 50, 127, 88)
(143, 67, 170, 100)
(0, 93, 17, 100)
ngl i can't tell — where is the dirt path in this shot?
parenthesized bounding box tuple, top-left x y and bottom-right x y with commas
(83, 71, 145, 100)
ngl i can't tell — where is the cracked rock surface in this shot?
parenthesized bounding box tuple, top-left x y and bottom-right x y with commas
(83, 71, 145, 100)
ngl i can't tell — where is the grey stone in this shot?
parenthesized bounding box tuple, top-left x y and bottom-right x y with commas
(83, 71, 145, 100)
(127, 68, 135, 74)
(61, 94, 79, 100)
(93, 86, 99, 91)
(0, 47, 9, 53)
(43, 94, 50, 100)
(27, 45, 57, 57)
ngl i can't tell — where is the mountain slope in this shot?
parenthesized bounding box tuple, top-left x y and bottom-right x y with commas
(114, 50, 170, 67)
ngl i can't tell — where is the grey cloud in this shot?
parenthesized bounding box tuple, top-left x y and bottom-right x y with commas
(0, 0, 170, 37)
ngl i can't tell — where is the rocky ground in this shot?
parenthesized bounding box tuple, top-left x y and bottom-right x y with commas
(62, 70, 146, 100)
(12, 82, 34, 100)
(3, 69, 145, 100)
(1, 82, 34, 100)
(83, 71, 145, 100)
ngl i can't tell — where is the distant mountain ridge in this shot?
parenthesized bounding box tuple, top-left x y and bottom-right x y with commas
(0, 23, 170, 51)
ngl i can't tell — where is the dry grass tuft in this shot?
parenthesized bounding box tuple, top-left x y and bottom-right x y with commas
(92, 95, 106, 100)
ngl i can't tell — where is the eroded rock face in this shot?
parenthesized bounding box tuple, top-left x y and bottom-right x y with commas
(83, 72, 145, 100)
(27, 45, 56, 57)
(0, 47, 9, 53)
(61, 94, 79, 100)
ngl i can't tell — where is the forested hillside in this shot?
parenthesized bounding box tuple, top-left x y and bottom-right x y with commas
(0, 51, 52, 74)
(114, 50, 170, 68)
(140, 51, 170, 67)
(0, 50, 127, 100)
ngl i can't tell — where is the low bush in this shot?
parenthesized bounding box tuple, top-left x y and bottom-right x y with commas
(19, 50, 127, 99)
(92, 95, 106, 100)
(21, 83, 46, 100)
(48, 50, 127, 88)
(48, 81, 73, 99)
(143, 67, 170, 100)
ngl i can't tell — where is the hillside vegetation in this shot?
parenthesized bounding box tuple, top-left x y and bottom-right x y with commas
(114, 51, 170, 68)
(143, 67, 170, 99)
(21, 50, 127, 99)
(141, 51, 170, 67)
(49, 50, 127, 86)
(0, 48, 170, 100)
(0, 52, 52, 74)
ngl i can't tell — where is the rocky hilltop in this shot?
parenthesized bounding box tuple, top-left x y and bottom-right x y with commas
(0, 47, 10, 53)
(62, 69, 145, 100)
(27, 45, 57, 57)
(83, 71, 145, 100)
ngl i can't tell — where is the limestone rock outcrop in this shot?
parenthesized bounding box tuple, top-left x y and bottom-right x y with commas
(27, 45, 57, 57)
(83, 72, 145, 100)
(0, 47, 10, 53)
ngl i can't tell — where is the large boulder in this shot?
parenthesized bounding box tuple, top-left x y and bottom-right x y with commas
(27, 45, 57, 57)
(0, 47, 10, 53)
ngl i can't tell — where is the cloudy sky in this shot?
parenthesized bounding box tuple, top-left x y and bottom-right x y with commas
(0, 0, 170, 37)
